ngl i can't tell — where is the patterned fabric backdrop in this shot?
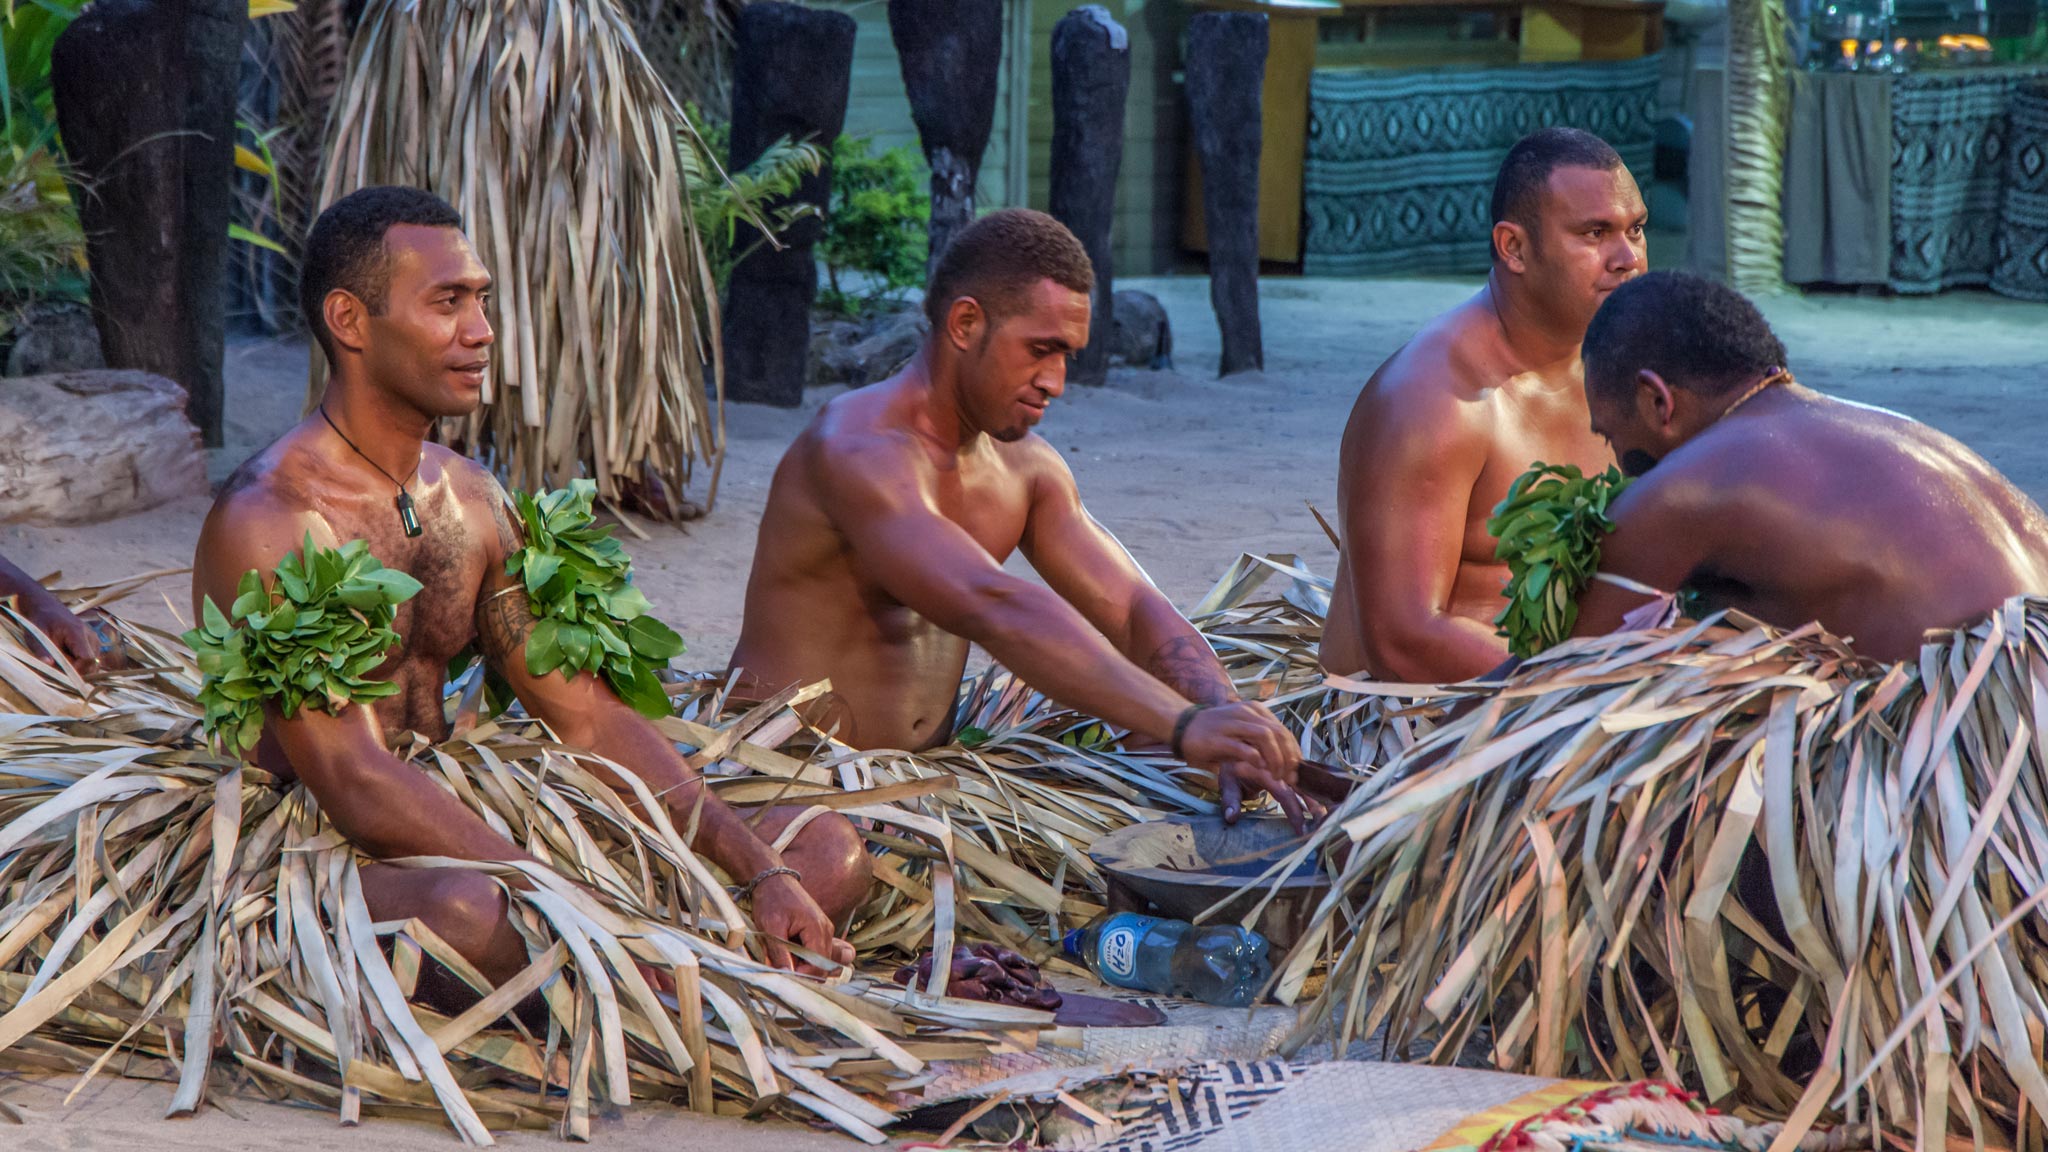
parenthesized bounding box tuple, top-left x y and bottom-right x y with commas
(1302, 56, 1661, 277)
(1890, 64, 2048, 293)
(1991, 79, 2048, 301)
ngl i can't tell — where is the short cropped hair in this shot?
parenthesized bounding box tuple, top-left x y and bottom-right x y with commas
(299, 186, 465, 362)
(1584, 271, 1790, 401)
(1490, 127, 1626, 237)
(924, 208, 1094, 329)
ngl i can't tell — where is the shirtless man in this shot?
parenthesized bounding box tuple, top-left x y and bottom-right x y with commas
(1322, 128, 1645, 683)
(1573, 270, 2048, 659)
(729, 208, 1312, 827)
(193, 187, 870, 987)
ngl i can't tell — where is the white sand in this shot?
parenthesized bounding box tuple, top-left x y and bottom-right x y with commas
(2, 274, 2044, 1145)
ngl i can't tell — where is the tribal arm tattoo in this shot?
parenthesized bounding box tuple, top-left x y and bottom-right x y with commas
(1142, 634, 1237, 707)
(477, 585, 537, 675)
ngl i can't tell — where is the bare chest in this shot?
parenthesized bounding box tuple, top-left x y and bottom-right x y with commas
(926, 462, 1033, 562)
(1463, 398, 1613, 560)
(326, 490, 494, 677)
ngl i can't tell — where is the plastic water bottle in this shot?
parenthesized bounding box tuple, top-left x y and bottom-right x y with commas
(1061, 913, 1272, 1007)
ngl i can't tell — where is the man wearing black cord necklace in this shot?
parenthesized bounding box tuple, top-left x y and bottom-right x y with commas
(192, 187, 871, 995)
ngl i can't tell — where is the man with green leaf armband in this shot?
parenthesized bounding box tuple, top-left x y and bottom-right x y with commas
(1322, 129, 1642, 684)
(1559, 271, 2048, 661)
(191, 187, 871, 997)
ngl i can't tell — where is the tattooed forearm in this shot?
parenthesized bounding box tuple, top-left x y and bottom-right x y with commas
(477, 587, 537, 671)
(1143, 634, 1236, 706)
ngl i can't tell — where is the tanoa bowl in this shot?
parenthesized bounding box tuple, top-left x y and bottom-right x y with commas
(1086, 815, 1330, 951)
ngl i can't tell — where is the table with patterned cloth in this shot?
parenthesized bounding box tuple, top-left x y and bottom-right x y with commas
(1891, 63, 2048, 293)
(1301, 56, 1661, 277)
(1992, 79, 2048, 301)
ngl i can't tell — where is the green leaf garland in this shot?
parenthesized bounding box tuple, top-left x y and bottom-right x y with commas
(507, 479, 686, 718)
(184, 536, 423, 753)
(1488, 463, 1633, 658)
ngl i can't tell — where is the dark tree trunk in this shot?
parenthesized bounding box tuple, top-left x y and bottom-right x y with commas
(888, 0, 1002, 275)
(721, 3, 856, 408)
(53, 0, 247, 447)
(1186, 12, 1266, 377)
(1048, 8, 1130, 388)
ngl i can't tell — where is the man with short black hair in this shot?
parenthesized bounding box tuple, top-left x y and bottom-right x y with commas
(730, 208, 1314, 828)
(195, 186, 871, 988)
(1322, 127, 1647, 683)
(1572, 270, 2048, 658)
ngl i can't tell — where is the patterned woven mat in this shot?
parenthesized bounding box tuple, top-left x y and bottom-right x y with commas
(1301, 57, 1660, 277)
(1890, 64, 2048, 293)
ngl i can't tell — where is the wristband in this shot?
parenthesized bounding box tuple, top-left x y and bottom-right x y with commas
(737, 866, 803, 899)
(1170, 703, 1210, 761)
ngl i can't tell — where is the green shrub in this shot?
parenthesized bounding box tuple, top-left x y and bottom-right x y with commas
(818, 134, 927, 317)
(681, 104, 823, 291)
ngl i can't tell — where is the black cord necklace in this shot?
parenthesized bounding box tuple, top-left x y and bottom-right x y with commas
(319, 405, 424, 537)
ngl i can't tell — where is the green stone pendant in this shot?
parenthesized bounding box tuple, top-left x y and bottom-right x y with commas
(396, 490, 422, 538)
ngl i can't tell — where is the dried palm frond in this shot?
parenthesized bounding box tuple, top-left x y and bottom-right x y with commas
(617, 0, 741, 118)
(0, 598, 1045, 1144)
(1193, 553, 1445, 770)
(316, 0, 725, 518)
(1723, 0, 1792, 293)
(1273, 601, 2048, 1146)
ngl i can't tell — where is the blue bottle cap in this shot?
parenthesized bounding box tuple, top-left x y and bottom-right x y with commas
(1061, 928, 1083, 956)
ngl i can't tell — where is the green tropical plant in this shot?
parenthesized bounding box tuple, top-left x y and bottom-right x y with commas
(185, 536, 423, 754)
(818, 133, 927, 316)
(1487, 462, 1633, 657)
(680, 103, 822, 290)
(502, 480, 686, 718)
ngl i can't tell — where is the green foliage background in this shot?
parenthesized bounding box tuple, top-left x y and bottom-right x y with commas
(817, 134, 927, 316)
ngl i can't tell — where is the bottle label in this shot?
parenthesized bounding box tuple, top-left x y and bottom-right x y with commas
(1095, 913, 1153, 985)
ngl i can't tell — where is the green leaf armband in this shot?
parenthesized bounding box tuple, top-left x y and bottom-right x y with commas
(505, 479, 686, 718)
(1487, 462, 1633, 659)
(183, 535, 423, 753)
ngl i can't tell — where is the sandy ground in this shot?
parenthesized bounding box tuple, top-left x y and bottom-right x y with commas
(1, 274, 2044, 1146)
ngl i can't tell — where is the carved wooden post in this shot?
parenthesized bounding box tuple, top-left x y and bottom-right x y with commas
(888, 0, 1003, 275)
(1048, 7, 1130, 387)
(1186, 11, 1266, 376)
(52, 0, 247, 446)
(722, 2, 856, 407)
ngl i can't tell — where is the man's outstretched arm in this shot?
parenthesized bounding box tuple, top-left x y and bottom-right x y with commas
(817, 435, 1300, 805)
(1336, 386, 1507, 683)
(1570, 474, 1712, 638)
(1016, 450, 1318, 825)
(474, 512, 854, 972)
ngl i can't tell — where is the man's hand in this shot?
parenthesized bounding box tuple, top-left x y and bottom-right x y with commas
(1178, 701, 1323, 832)
(22, 594, 101, 673)
(751, 874, 856, 975)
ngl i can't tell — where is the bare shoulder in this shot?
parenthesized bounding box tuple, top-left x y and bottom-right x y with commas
(195, 437, 332, 604)
(801, 385, 933, 487)
(1343, 319, 1501, 479)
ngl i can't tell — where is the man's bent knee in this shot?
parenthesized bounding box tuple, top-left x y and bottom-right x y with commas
(775, 810, 875, 925)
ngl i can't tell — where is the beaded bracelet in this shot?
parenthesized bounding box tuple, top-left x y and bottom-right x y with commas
(737, 865, 803, 899)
